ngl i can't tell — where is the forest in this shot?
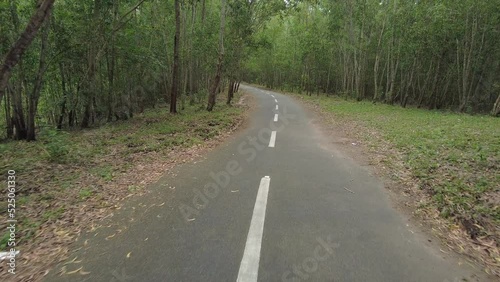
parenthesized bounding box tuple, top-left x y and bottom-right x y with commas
(245, 0, 500, 115)
(1, 0, 499, 142)
(0, 0, 285, 141)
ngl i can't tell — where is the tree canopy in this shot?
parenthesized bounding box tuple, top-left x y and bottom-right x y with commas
(1, 0, 499, 141)
(244, 0, 500, 115)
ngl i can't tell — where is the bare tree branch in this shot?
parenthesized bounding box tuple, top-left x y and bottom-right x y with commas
(113, 0, 148, 33)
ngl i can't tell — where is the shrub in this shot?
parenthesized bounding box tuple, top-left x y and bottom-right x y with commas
(39, 128, 70, 163)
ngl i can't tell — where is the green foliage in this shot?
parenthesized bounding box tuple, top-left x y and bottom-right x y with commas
(42, 206, 65, 221)
(79, 188, 93, 200)
(39, 129, 70, 163)
(91, 165, 114, 181)
(244, 0, 500, 113)
(0, 231, 9, 250)
(1, 0, 256, 141)
(0, 101, 243, 198)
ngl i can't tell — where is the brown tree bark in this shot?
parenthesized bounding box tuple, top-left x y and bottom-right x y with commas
(57, 63, 67, 130)
(11, 76, 27, 140)
(207, 0, 226, 112)
(81, 0, 102, 128)
(227, 80, 235, 105)
(201, 0, 206, 23)
(492, 94, 500, 117)
(170, 0, 181, 114)
(373, 16, 386, 101)
(4, 88, 13, 139)
(188, 1, 196, 105)
(0, 0, 55, 106)
(26, 18, 50, 141)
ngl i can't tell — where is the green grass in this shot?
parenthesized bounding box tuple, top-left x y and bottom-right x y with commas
(90, 165, 114, 181)
(298, 94, 499, 236)
(42, 206, 66, 221)
(78, 188, 94, 200)
(0, 102, 242, 181)
(0, 232, 9, 250)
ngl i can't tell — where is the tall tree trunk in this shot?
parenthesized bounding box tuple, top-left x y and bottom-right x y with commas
(11, 74, 27, 140)
(188, 1, 196, 105)
(492, 93, 500, 117)
(26, 17, 50, 141)
(4, 86, 13, 139)
(373, 17, 386, 101)
(207, 0, 226, 112)
(57, 63, 67, 129)
(201, 0, 206, 23)
(106, 0, 119, 122)
(227, 80, 235, 105)
(82, 0, 102, 128)
(170, 0, 181, 114)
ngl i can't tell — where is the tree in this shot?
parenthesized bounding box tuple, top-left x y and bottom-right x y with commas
(243, 0, 500, 115)
(26, 18, 50, 141)
(207, 0, 226, 112)
(0, 0, 55, 108)
(0, 0, 269, 141)
(170, 0, 181, 114)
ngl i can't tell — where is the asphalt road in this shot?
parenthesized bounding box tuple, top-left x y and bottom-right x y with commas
(46, 85, 486, 282)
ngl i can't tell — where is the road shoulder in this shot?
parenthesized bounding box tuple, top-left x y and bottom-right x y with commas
(282, 92, 498, 280)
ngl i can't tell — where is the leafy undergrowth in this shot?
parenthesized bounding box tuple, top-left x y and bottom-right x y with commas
(0, 98, 246, 281)
(292, 93, 499, 275)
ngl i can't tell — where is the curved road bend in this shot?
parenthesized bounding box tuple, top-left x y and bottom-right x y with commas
(46, 85, 486, 282)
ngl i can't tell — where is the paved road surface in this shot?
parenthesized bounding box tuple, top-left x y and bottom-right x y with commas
(46, 85, 485, 282)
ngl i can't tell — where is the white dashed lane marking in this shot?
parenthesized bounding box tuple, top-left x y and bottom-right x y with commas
(268, 131, 277, 148)
(237, 176, 271, 282)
